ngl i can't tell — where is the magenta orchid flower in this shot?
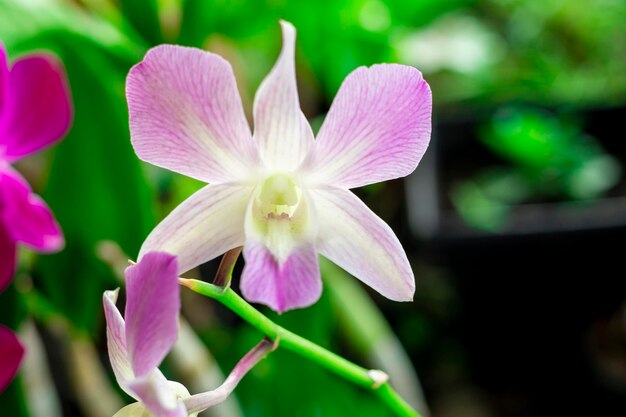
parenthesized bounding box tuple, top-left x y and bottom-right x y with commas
(0, 45, 72, 292)
(127, 21, 432, 313)
(106, 252, 272, 417)
(0, 325, 24, 393)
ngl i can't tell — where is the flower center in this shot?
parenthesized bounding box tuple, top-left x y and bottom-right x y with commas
(248, 173, 312, 262)
(258, 173, 301, 219)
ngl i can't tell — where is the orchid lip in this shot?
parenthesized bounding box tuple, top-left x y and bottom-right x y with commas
(247, 172, 313, 264)
(251, 173, 309, 239)
(257, 173, 301, 219)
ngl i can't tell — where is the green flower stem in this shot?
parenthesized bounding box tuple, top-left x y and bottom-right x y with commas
(321, 260, 429, 414)
(180, 278, 421, 417)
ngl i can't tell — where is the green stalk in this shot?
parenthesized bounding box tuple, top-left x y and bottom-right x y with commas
(321, 259, 429, 415)
(180, 278, 421, 417)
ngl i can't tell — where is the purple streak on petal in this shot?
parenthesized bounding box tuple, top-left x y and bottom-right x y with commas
(138, 184, 251, 274)
(0, 54, 71, 161)
(301, 64, 432, 189)
(311, 187, 415, 301)
(127, 372, 188, 417)
(103, 289, 135, 397)
(0, 223, 16, 293)
(127, 45, 260, 184)
(125, 252, 180, 378)
(0, 325, 24, 393)
(184, 338, 273, 414)
(252, 21, 314, 171)
(241, 241, 321, 313)
(0, 167, 63, 252)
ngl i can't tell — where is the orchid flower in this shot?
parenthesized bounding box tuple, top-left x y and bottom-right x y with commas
(0, 325, 24, 393)
(105, 251, 272, 417)
(104, 251, 188, 416)
(0, 45, 72, 292)
(127, 21, 432, 312)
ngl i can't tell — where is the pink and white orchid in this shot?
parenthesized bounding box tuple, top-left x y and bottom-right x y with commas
(127, 21, 432, 312)
(0, 45, 72, 292)
(105, 252, 272, 417)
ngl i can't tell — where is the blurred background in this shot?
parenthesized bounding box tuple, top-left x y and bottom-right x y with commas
(1, 0, 625, 416)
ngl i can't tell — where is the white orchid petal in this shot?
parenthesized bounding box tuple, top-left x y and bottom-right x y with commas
(112, 403, 148, 417)
(127, 372, 188, 417)
(184, 339, 273, 414)
(310, 187, 415, 301)
(103, 289, 135, 398)
(127, 45, 260, 183)
(252, 21, 314, 171)
(301, 64, 432, 188)
(139, 184, 253, 274)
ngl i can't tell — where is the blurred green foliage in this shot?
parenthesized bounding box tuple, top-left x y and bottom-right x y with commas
(483, 107, 620, 200)
(452, 107, 621, 231)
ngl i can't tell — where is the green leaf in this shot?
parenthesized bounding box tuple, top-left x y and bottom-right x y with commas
(178, 0, 275, 46)
(0, 376, 30, 417)
(119, 0, 163, 44)
(178, 0, 216, 46)
(0, 284, 27, 329)
(0, 0, 145, 63)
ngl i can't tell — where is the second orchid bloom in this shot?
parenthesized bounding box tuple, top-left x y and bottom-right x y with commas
(105, 252, 272, 417)
(128, 21, 432, 312)
(0, 45, 71, 292)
